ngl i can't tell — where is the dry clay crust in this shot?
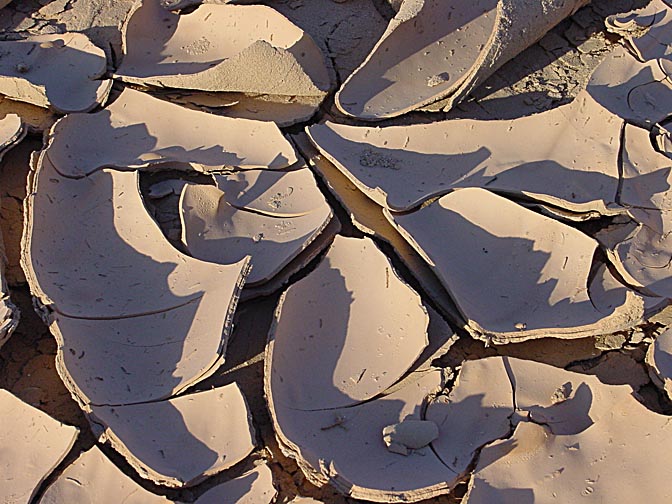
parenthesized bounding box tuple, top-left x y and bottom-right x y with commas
(587, 45, 672, 129)
(310, 90, 624, 215)
(40, 446, 276, 504)
(600, 124, 672, 299)
(20, 88, 310, 491)
(180, 167, 334, 286)
(117, 0, 330, 96)
(266, 235, 460, 502)
(0, 33, 112, 113)
(335, 0, 590, 119)
(602, 0, 672, 160)
(42, 88, 298, 179)
(386, 188, 645, 344)
(89, 384, 256, 488)
(606, 0, 672, 63)
(24, 155, 249, 408)
(292, 131, 459, 322)
(459, 357, 672, 504)
(115, 0, 331, 125)
(0, 389, 78, 504)
(21, 89, 300, 407)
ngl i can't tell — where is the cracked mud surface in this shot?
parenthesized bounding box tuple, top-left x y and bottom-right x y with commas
(3, 0, 672, 502)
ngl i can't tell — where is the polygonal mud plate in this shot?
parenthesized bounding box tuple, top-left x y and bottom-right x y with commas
(116, 0, 331, 97)
(266, 235, 462, 502)
(387, 188, 645, 343)
(22, 81, 307, 411)
(601, 125, 672, 298)
(267, 235, 431, 410)
(309, 91, 624, 215)
(587, 46, 672, 129)
(39, 446, 170, 504)
(606, 0, 672, 62)
(268, 368, 454, 502)
(43, 88, 297, 178)
(180, 166, 334, 286)
(89, 384, 256, 487)
(462, 357, 672, 503)
(0, 33, 112, 113)
(0, 390, 78, 504)
(194, 464, 277, 504)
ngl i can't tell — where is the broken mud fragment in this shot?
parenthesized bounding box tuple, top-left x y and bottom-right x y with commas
(162, 90, 324, 127)
(42, 447, 274, 503)
(21, 82, 306, 413)
(293, 131, 461, 321)
(425, 358, 515, 478)
(40, 446, 171, 504)
(335, 0, 590, 119)
(44, 88, 297, 178)
(606, 0, 672, 62)
(0, 33, 112, 113)
(387, 188, 645, 343)
(267, 367, 453, 503)
(619, 123, 672, 213)
(309, 91, 624, 215)
(0, 96, 56, 133)
(601, 124, 672, 298)
(118, 0, 330, 95)
(239, 217, 341, 301)
(28, 0, 137, 64)
(24, 159, 248, 321)
(587, 45, 672, 129)
(382, 419, 439, 456)
(50, 296, 239, 407)
(115, 0, 331, 124)
(464, 356, 672, 503)
(265, 235, 462, 501)
(267, 235, 430, 410)
(194, 464, 277, 504)
(89, 383, 255, 487)
(23, 145, 250, 407)
(0, 389, 78, 504)
(180, 167, 335, 287)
